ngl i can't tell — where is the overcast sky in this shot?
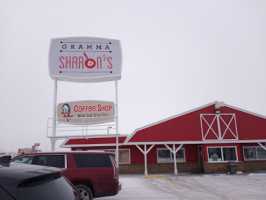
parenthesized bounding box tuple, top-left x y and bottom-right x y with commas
(0, 0, 266, 153)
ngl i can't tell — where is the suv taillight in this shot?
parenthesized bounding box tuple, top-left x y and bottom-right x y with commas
(110, 156, 118, 180)
(56, 168, 67, 173)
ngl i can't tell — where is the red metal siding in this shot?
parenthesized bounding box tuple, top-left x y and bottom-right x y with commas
(220, 107, 266, 140)
(186, 145, 200, 162)
(130, 147, 145, 163)
(66, 137, 127, 145)
(129, 104, 266, 143)
(129, 105, 216, 143)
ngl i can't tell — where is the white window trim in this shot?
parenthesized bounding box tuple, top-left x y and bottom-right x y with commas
(157, 148, 186, 163)
(243, 146, 266, 161)
(104, 149, 131, 164)
(207, 146, 238, 163)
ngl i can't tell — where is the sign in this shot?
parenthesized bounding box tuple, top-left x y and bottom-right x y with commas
(34, 143, 40, 147)
(49, 37, 122, 82)
(57, 100, 115, 124)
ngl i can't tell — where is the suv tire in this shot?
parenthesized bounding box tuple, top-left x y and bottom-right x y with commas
(76, 184, 93, 200)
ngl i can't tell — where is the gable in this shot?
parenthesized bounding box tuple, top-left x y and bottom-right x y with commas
(126, 102, 266, 144)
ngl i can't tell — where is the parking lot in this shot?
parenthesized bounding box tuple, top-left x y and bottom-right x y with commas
(99, 173, 266, 200)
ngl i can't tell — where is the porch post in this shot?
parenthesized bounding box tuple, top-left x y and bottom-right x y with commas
(173, 144, 177, 175)
(136, 144, 155, 175)
(165, 144, 183, 175)
(144, 145, 148, 175)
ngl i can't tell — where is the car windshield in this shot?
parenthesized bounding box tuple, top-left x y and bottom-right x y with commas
(17, 175, 80, 200)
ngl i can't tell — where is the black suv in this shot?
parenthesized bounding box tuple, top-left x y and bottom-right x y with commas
(0, 156, 81, 200)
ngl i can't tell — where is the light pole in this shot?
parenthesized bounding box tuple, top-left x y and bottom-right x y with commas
(107, 126, 112, 134)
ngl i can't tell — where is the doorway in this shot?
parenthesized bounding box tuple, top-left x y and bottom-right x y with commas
(198, 146, 204, 173)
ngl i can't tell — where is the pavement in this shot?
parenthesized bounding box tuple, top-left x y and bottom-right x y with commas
(99, 173, 266, 200)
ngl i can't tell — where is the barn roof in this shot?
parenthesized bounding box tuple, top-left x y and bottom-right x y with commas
(125, 101, 266, 144)
(60, 102, 266, 148)
(60, 136, 127, 148)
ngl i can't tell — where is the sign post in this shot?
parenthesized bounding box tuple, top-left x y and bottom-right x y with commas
(51, 79, 58, 151)
(48, 37, 122, 165)
(115, 80, 119, 166)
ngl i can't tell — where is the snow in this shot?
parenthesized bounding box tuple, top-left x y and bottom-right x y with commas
(99, 173, 266, 200)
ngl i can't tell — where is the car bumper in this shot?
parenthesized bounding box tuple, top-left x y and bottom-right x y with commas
(118, 183, 122, 192)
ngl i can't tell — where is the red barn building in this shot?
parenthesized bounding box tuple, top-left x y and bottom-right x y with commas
(61, 102, 266, 175)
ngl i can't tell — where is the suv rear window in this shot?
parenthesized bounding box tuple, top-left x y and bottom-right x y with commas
(17, 174, 80, 200)
(73, 154, 112, 168)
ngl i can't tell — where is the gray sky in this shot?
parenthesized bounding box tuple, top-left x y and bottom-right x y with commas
(0, 0, 266, 153)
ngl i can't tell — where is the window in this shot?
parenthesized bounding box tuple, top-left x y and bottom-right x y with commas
(12, 156, 33, 164)
(31, 155, 65, 168)
(17, 175, 80, 200)
(208, 148, 222, 162)
(243, 147, 257, 160)
(13, 155, 65, 168)
(244, 146, 266, 160)
(223, 147, 237, 161)
(119, 150, 130, 164)
(157, 148, 185, 163)
(257, 147, 266, 160)
(73, 154, 112, 168)
(208, 147, 237, 162)
(104, 149, 130, 164)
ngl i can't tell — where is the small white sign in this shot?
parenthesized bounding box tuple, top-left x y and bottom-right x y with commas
(57, 100, 115, 124)
(49, 37, 122, 82)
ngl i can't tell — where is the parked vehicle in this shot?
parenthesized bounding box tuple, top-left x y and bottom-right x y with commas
(12, 151, 121, 200)
(0, 156, 81, 200)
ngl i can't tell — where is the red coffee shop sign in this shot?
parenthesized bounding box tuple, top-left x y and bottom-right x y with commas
(57, 100, 115, 124)
(49, 37, 122, 82)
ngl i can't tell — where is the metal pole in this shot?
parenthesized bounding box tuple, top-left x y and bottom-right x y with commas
(51, 79, 58, 151)
(173, 144, 178, 175)
(115, 80, 119, 166)
(115, 80, 119, 132)
(144, 145, 148, 176)
(216, 114, 222, 140)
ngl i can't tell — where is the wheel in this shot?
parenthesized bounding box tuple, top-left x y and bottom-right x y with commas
(75, 184, 93, 200)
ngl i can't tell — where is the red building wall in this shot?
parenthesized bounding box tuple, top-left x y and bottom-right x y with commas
(220, 107, 266, 140)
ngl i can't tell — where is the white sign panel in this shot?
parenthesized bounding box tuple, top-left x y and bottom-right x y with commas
(57, 100, 115, 124)
(49, 37, 122, 82)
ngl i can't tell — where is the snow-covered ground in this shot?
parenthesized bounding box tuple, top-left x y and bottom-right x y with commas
(99, 173, 266, 200)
